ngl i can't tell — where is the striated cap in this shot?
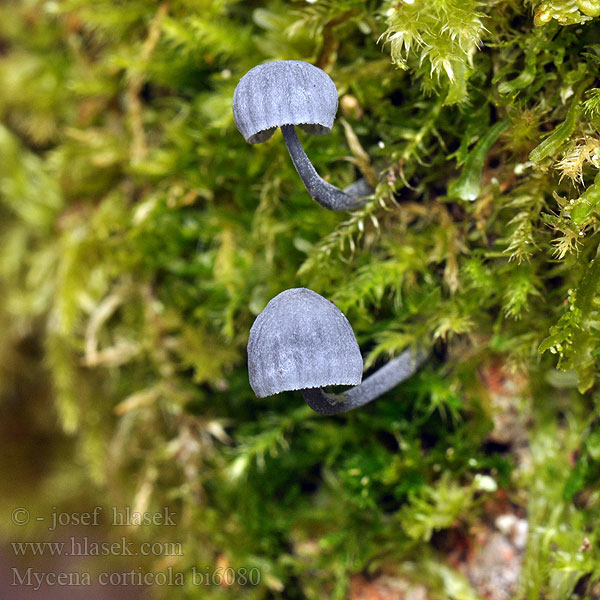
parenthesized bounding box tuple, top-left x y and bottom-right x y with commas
(233, 60, 339, 144)
(247, 288, 363, 398)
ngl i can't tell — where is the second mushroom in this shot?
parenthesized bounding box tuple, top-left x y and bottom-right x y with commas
(247, 288, 424, 415)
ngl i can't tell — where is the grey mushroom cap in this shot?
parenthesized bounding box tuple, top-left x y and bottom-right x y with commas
(247, 288, 363, 398)
(233, 61, 339, 144)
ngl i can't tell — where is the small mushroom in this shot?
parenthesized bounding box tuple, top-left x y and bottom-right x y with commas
(247, 288, 424, 415)
(233, 60, 373, 211)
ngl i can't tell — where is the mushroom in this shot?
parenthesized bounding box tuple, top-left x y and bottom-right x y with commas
(233, 60, 373, 211)
(247, 288, 424, 415)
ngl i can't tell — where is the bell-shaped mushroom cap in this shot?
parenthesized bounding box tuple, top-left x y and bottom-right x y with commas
(248, 288, 363, 398)
(233, 61, 338, 144)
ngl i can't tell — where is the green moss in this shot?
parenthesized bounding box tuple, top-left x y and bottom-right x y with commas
(1, 1, 600, 597)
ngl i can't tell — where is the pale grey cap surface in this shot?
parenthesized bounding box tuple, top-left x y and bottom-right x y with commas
(233, 61, 339, 144)
(248, 288, 363, 398)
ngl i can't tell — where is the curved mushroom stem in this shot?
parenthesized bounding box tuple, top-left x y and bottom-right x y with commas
(281, 124, 373, 211)
(300, 348, 427, 415)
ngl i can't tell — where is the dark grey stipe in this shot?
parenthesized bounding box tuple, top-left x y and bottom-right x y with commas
(301, 348, 427, 415)
(281, 124, 373, 211)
